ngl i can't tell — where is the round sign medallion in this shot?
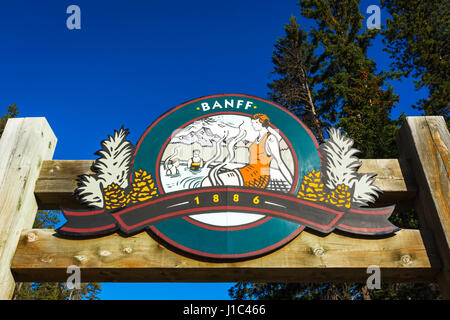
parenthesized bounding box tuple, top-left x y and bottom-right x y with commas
(132, 94, 321, 259)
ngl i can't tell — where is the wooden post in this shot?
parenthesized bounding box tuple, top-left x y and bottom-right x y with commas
(0, 118, 56, 300)
(398, 116, 450, 298)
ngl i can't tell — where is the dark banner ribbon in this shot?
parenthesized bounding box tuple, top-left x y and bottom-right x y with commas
(58, 187, 398, 237)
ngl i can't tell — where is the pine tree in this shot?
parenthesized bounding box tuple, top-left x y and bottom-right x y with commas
(0, 103, 18, 136)
(338, 69, 401, 158)
(268, 1, 401, 157)
(381, 0, 449, 125)
(302, 0, 401, 157)
(268, 16, 324, 142)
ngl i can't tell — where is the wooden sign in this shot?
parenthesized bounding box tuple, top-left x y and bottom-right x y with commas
(57, 94, 398, 260)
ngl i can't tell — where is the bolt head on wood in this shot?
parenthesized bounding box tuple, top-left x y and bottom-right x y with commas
(123, 247, 133, 254)
(313, 247, 325, 257)
(401, 254, 412, 265)
(99, 250, 111, 257)
(26, 232, 37, 242)
(40, 256, 53, 264)
(74, 255, 88, 263)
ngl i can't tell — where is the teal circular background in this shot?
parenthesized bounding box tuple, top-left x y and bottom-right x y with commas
(133, 94, 321, 259)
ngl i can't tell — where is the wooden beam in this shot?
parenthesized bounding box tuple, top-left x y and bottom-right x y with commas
(11, 228, 440, 283)
(398, 116, 450, 298)
(0, 118, 57, 300)
(358, 158, 417, 206)
(34, 158, 417, 210)
(35, 160, 93, 210)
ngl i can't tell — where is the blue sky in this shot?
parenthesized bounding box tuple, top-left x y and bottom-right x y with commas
(1, 1, 426, 299)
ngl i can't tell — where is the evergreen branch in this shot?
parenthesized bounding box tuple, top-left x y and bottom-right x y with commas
(320, 128, 361, 189)
(76, 128, 134, 208)
(92, 128, 134, 189)
(320, 127, 381, 206)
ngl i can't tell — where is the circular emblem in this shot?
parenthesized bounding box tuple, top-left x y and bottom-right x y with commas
(132, 94, 321, 259)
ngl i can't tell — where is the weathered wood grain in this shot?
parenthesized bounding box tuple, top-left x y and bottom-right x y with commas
(11, 228, 440, 283)
(34, 158, 417, 210)
(398, 116, 450, 298)
(358, 158, 417, 205)
(34, 160, 93, 209)
(0, 118, 57, 299)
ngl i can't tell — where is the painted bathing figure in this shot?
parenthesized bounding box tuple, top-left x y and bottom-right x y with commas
(202, 114, 293, 188)
(165, 158, 180, 175)
(188, 149, 204, 171)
